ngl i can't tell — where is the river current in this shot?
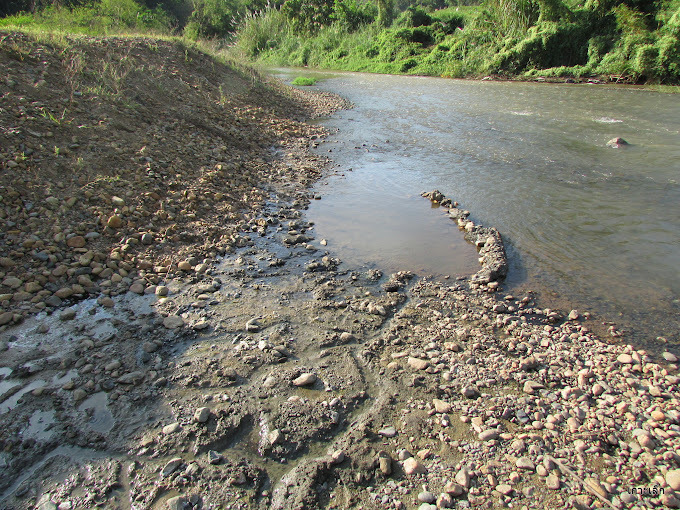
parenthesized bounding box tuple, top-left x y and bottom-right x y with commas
(272, 69, 680, 351)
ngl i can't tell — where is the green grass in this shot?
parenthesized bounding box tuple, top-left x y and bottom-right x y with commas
(291, 76, 317, 85)
(0, 0, 172, 36)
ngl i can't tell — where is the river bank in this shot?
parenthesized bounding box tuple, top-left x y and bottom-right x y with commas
(1, 32, 680, 510)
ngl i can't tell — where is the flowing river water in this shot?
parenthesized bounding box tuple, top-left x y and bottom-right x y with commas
(271, 69, 680, 352)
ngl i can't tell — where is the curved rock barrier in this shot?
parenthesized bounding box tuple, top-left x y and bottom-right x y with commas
(422, 190, 508, 285)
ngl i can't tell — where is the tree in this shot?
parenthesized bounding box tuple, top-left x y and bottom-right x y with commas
(376, 0, 393, 26)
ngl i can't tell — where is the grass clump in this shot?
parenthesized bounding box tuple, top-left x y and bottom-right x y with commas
(291, 76, 318, 85)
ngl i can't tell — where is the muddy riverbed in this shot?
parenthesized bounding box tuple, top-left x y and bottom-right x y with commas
(1, 33, 680, 510)
(2, 182, 680, 510)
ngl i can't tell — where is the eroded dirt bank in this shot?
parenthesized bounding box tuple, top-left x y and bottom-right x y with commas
(1, 32, 680, 510)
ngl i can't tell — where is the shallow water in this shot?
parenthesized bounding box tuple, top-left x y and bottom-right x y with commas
(272, 69, 680, 350)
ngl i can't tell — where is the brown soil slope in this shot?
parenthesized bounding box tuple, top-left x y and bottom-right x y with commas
(0, 31, 344, 326)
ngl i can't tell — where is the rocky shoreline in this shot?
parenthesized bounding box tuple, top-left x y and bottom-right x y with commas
(1, 32, 679, 510)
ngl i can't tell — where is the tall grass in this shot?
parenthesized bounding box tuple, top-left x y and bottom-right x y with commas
(233, 6, 290, 59)
(0, 0, 173, 36)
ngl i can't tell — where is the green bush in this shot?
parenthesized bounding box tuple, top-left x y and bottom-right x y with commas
(332, 0, 375, 31)
(395, 6, 433, 27)
(291, 76, 317, 85)
(2, 0, 173, 35)
(282, 0, 335, 33)
(234, 7, 290, 57)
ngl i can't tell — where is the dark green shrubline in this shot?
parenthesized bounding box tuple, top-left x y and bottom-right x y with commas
(2, 0, 677, 82)
(235, 0, 680, 83)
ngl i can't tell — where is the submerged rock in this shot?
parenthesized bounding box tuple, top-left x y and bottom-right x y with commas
(607, 137, 629, 148)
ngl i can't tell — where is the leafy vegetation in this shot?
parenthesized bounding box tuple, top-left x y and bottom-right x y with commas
(1, 0, 678, 83)
(291, 76, 318, 84)
(234, 0, 680, 83)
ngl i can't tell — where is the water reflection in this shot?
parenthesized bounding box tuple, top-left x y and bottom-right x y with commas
(275, 69, 680, 351)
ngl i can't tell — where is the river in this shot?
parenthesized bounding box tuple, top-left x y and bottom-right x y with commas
(271, 69, 680, 352)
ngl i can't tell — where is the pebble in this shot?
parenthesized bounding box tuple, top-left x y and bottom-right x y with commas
(546, 474, 560, 489)
(163, 316, 184, 329)
(432, 398, 451, 413)
(479, 429, 499, 441)
(496, 484, 513, 496)
(330, 450, 345, 464)
(444, 481, 464, 496)
(98, 297, 114, 307)
(142, 342, 158, 353)
(403, 457, 426, 475)
(66, 236, 86, 248)
(455, 467, 471, 488)
(245, 318, 260, 332)
(107, 215, 122, 228)
(516, 457, 535, 471)
(208, 450, 223, 464)
(166, 496, 187, 510)
(617, 353, 633, 364)
(60, 308, 76, 321)
(0, 312, 13, 326)
(408, 357, 430, 370)
(129, 283, 144, 294)
(162, 422, 181, 434)
(339, 331, 356, 343)
(162, 458, 182, 476)
(667, 469, 680, 491)
(523, 380, 544, 394)
(663, 352, 679, 362)
(378, 455, 392, 475)
(194, 407, 210, 423)
(293, 373, 317, 386)
(379, 426, 397, 438)
(461, 386, 480, 398)
(418, 491, 435, 503)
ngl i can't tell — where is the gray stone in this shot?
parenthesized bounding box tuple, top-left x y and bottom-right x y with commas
(516, 457, 535, 471)
(166, 495, 187, 510)
(60, 308, 76, 321)
(117, 371, 144, 385)
(162, 422, 181, 434)
(162, 457, 183, 476)
(293, 373, 317, 386)
(461, 386, 480, 398)
(208, 450, 223, 464)
(379, 426, 397, 438)
(194, 407, 210, 423)
(163, 316, 184, 329)
(479, 429, 499, 441)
